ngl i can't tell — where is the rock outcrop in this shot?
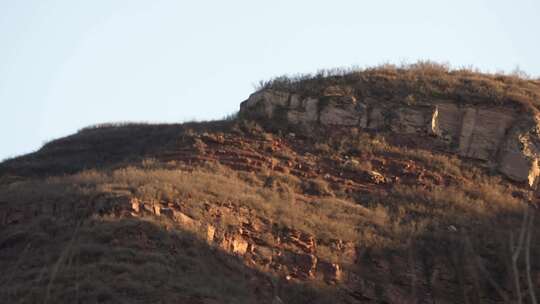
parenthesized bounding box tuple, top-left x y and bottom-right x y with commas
(128, 198, 347, 284)
(240, 88, 540, 187)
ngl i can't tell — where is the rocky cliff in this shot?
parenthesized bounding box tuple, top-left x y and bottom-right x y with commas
(1, 65, 539, 303)
(240, 87, 540, 187)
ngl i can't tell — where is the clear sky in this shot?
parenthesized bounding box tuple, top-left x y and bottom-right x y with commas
(1, 0, 539, 160)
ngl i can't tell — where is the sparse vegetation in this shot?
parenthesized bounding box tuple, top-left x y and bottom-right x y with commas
(1, 62, 540, 303)
(257, 61, 540, 112)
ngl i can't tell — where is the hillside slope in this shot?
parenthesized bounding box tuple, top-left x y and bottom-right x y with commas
(1, 64, 539, 303)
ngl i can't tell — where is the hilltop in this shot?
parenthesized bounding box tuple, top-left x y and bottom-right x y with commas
(242, 63, 540, 187)
(0, 63, 539, 303)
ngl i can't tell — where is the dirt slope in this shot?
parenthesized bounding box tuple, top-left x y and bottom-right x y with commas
(1, 65, 539, 303)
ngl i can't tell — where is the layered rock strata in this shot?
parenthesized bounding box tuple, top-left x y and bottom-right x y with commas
(240, 88, 540, 187)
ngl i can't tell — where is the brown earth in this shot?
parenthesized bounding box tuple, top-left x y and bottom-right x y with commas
(1, 65, 540, 303)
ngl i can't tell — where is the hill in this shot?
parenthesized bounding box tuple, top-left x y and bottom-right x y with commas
(1, 63, 539, 303)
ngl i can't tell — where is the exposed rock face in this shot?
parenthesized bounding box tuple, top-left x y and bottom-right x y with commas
(456, 107, 515, 160)
(391, 105, 439, 134)
(498, 118, 540, 188)
(239, 89, 540, 187)
(242, 90, 290, 119)
(320, 96, 359, 126)
(127, 198, 354, 284)
(286, 97, 318, 125)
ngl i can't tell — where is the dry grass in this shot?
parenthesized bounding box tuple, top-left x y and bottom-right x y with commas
(0, 162, 377, 244)
(1, 217, 260, 303)
(1, 151, 527, 250)
(1, 160, 536, 303)
(1, 159, 388, 302)
(257, 61, 540, 112)
(2, 93, 539, 302)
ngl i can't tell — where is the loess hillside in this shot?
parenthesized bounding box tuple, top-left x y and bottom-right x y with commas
(1, 64, 539, 304)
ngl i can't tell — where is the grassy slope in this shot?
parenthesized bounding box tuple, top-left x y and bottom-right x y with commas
(1, 65, 539, 303)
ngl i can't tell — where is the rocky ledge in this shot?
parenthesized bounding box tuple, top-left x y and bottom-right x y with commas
(240, 87, 540, 187)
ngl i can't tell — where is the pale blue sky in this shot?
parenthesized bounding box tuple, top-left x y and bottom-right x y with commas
(1, 0, 539, 160)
